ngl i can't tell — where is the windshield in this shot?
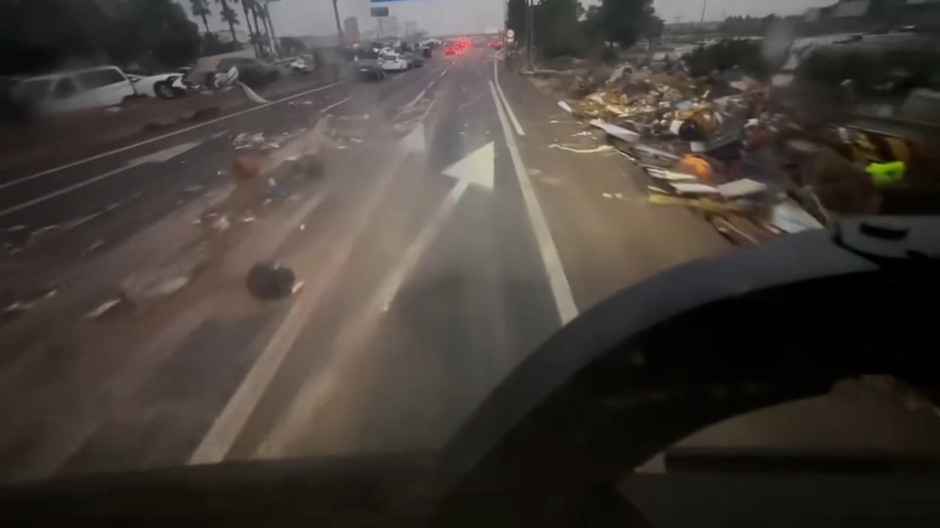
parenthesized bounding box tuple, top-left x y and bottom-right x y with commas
(14, 78, 53, 104)
(1, 0, 939, 488)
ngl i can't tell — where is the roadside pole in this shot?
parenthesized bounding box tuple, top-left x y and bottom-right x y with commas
(332, 0, 345, 46)
(525, 0, 534, 70)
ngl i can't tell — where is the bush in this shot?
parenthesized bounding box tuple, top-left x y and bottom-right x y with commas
(685, 39, 771, 79)
(797, 49, 940, 96)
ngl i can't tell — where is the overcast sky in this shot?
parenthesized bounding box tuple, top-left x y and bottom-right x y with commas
(179, 0, 832, 38)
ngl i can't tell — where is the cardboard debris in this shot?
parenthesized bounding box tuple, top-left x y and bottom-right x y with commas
(671, 182, 720, 195)
(716, 178, 768, 199)
(770, 202, 824, 233)
(548, 144, 615, 154)
(533, 51, 933, 246)
(590, 119, 640, 143)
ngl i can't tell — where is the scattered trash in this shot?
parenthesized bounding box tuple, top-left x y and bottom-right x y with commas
(558, 101, 573, 114)
(247, 262, 297, 300)
(590, 119, 640, 143)
(770, 202, 824, 233)
(242, 215, 256, 223)
(122, 269, 190, 302)
(239, 82, 270, 105)
(548, 144, 615, 154)
(716, 178, 768, 199)
(211, 215, 231, 232)
(299, 223, 306, 231)
(81, 239, 105, 257)
(2, 287, 58, 319)
(184, 185, 204, 193)
(671, 182, 720, 196)
(86, 298, 122, 319)
(233, 132, 266, 150)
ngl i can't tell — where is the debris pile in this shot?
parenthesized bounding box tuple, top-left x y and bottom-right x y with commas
(553, 57, 937, 245)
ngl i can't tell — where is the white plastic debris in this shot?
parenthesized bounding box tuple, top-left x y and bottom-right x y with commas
(81, 240, 105, 257)
(558, 101, 573, 114)
(86, 298, 122, 319)
(239, 82, 270, 104)
(670, 182, 720, 195)
(590, 119, 640, 143)
(771, 202, 824, 233)
(548, 144, 614, 154)
(212, 215, 231, 232)
(716, 179, 768, 199)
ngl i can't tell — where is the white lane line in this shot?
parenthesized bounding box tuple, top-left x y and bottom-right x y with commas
(0, 81, 347, 191)
(319, 96, 352, 114)
(488, 80, 578, 325)
(400, 77, 439, 115)
(256, 179, 470, 457)
(492, 61, 526, 137)
(188, 152, 408, 465)
(210, 129, 229, 139)
(0, 164, 135, 219)
(0, 141, 203, 218)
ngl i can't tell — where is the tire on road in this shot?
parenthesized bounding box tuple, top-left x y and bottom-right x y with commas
(155, 81, 176, 99)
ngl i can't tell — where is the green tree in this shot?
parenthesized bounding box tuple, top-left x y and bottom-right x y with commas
(106, 0, 201, 69)
(189, 0, 212, 35)
(533, 0, 586, 57)
(507, 0, 527, 41)
(216, 0, 240, 43)
(0, 0, 200, 75)
(280, 37, 307, 56)
(595, 0, 658, 48)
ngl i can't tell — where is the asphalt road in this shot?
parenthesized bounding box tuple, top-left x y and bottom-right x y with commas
(0, 49, 735, 481)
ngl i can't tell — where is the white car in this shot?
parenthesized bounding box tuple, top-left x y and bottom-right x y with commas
(125, 73, 188, 99)
(274, 57, 314, 74)
(13, 66, 136, 114)
(380, 52, 410, 72)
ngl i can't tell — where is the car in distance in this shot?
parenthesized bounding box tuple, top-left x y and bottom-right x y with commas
(215, 57, 280, 88)
(12, 66, 136, 114)
(125, 72, 188, 99)
(380, 52, 410, 72)
(402, 52, 424, 68)
(274, 57, 313, 75)
(355, 58, 386, 81)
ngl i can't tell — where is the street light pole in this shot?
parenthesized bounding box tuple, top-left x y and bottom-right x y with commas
(525, 0, 534, 70)
(332, 0, 345, 46)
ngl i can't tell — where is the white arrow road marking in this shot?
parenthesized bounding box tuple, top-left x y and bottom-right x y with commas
(257, 140, 497, 456)
(441, 141, 495, 191)
(256, 178, 471, 457)
(0, 141, 203, 219)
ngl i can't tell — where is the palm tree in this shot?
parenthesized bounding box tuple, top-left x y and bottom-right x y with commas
(259, 1, 278, 49)
(240, 0, 259, 54)
(216, 0, 240, 43)
(189, 0, 212, 35)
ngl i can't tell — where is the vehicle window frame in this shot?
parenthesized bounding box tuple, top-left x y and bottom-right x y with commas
(74, 68, 127, 90)
(52, 77, 80, 99)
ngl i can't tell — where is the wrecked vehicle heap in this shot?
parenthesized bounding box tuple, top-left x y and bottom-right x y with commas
(545, 56, 936, 246)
